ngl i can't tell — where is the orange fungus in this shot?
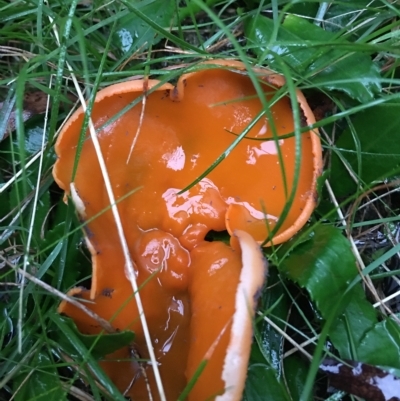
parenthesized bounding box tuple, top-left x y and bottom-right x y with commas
(54, 60, 322, 400)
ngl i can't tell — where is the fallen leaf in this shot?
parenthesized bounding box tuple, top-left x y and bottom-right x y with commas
(320, 358, 400, 401)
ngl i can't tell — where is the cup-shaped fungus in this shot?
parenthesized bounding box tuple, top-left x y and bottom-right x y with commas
(54, 60, 322, 400)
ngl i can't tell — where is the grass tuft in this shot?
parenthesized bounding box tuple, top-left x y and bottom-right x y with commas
(1, 0, 400, 400)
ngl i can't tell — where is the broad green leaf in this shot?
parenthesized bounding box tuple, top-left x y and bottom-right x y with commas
(243, 345, 291, 401)
(329, 285, 378, 359)
(244, 14, 381, 103)
(256, 268, 290, 375)
(330, 103, 400, 196)
(114, 0, 175, 54)
(278, 225, 358, 318)
(358, 319, 400, 369)
(243, 364, 291, 401)
(277, 225, 400, 373)
(58, 315, 135, 359)
(13, 351, 66, 401)
(283, 354, 310, 401)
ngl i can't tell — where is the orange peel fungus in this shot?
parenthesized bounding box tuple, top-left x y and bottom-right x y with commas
(53, 60, 322, 400)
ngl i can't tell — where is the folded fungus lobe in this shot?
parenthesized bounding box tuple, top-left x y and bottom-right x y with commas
(54, 60, 322, 400)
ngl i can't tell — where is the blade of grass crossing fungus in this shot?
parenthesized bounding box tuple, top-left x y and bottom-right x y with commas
(177, 360, 207, 401)
(178, 109, 265, 194)
(126, 47, 152, 164)
(69, 9, 122, 184)
(177, 0, 292, 205)
(261, 54, 303, 245)
(46, 4, 167, 400)
(85, 67, 184, 149)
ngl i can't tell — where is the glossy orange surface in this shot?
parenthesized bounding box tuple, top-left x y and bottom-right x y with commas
(186, 241, 242, 399)
(54, 60, 322, 400)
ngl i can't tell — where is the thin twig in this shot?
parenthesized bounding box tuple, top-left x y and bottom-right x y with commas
(61, 382, 96, 401)
(1, 254, 113, 332)
(373, 289, 400, 309)
(258, 312, 313, 360)
(127, 78, 148, 164)
(283, 335, 319, 358)
(0, 256, 115, 333)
